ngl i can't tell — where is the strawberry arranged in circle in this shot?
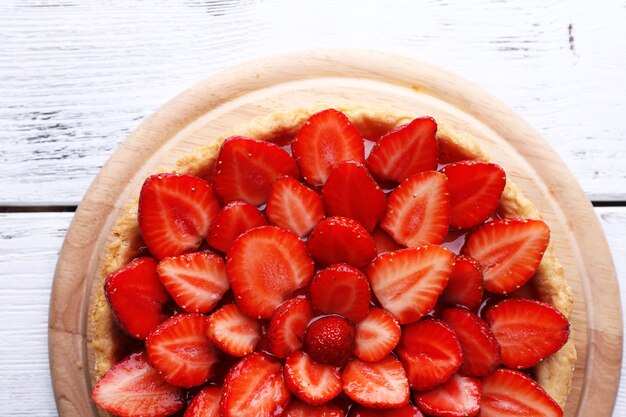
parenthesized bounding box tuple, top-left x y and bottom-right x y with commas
(268, 298, 314, 358)
(284, 350, 342, 405)
(184, 386, 221, 417)
(304, 315, 355, 366)
(353, 308, 401, 362)
(310, 263, 371, 322)
(352, 404, 424, 417)
(282, 400, 345, 417)
(207, 201, 268, 253)
(266, 176, 325, 237)
(208, 303, 261, 357)
(415, 373, 482, 417)
(308, 216, 377, 268)
(439, 255, 483, 310)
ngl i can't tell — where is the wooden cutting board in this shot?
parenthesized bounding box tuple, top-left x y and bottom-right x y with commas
(49, 50, 622, 417)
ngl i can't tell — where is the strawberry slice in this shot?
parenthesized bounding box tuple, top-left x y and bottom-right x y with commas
(381, 171, 450, 247)
(321, 161, 386, 232)
(439, 255, 483, 310)
(284, 350, 342, 405)
(266, 176, 325, 237)
(213, 136, 299, 205)
(307, 216, 377, 268)
(372, 227, 403, 254)
(310, 263, 371, 322)
(366, 116, 438, 183)
(352, 404, 424, 417)
(441, 308, 501, 377)
(282, 400, 345, 417)
(208, 303, 262, 357)
(105, 257, 171, 340)
(484, 298, 570, 369)
(353, 308, 401, 362)
(92, 351, 185, 417)
(157, 251, 229, 314)
(415, 373, 482, 417)
(396, 318, 462, 391)
(139, 173, 221, 259)
(441, 161, 506, 229)
(462, 218, 550, 294)
(304, 316, 355, 366)
(481, 368, 563, 417)
(227, 226, 314, 319)
(341, 355, 409, 409)
(207, 201, 268, 253)
(366, 246, 454, 324)
(268, 298, 313, 358)
(184, 386, 221, 417)
(219, 352, 291, 417)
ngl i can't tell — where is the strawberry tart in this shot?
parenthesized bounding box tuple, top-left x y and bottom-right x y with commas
(91, 104, 576, 417)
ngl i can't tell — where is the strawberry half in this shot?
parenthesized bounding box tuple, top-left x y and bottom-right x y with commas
(208, 303, 262, 357)
(266, 176, 325, 237)
(439, 255, 483, 310)
(484, 298, 570, 369)
(396, 318, 462, 391)
(304, 315, 355, 366)
(352, 404, 424, 417)
(353, 308, 401, 363)
(268, 298, 313, 358)
(381, 171, 450, 247)
(184, 386, 221, 417)
(92, 351, 185, 417)
(226, 226, 314, 319)
(282, 400, 345, 417)
(310, 263, 371, 322)
(292, 108, 365, 186)
(105, 257, 171, 340)
(207, 201, 268, 254)
(139, 173, 221, 259)
(284, 350, 342, 405)
(462, 218, 550, 294)
(213, 136, 299, 205)
(414, 373, 482, 417)
(366, 246, 455, 324)
(371, 227, 403, 254)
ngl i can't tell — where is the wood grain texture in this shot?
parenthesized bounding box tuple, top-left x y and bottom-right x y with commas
(1, 0, 625, 205)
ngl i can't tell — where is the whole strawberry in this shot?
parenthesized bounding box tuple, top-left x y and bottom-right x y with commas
(304, 316, 355, 366)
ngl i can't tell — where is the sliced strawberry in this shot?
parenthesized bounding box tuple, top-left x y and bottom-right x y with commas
(484, 298, 570, 369)
(184, 386, 221, 417)
(207, 201, 268, 253)
(366, 246, 454, 324)
(415, 373, 481, 417)
(310, 264, 371, 322)
(307, 216, 377, 268)
(440, 308, 501, 377)
(292, 109, 365, 186)
(213, 136, 299, 205)
(481, 368, 563, 417)
(219, 352, 291, 417)
(351, 404, 424, 417)
(441, 161, 506, 229)
(284, 350, 342, 405)
(396, 318, 462, 391)
(226, 226, 314, 319)
(157, 251, 229, 314)
(105, 257, 171, 340)
(439, 255, 483, 310)
(462, 218, 550, 294)
(304, 316, 355, 366)
(139, 173, 221, 259)
(353, 308, 401, 362)
(321, 161, 386, 232)
(381, 171, 450, 247)
(92, 351, 185, 417)
(371, 227, 403, 254)
(268, 298, 313, 358)
(341, 355, 409, 409)
(266, 176, 325, 237)
(282, 400, 345, 417)
(208, 303, 262, 357)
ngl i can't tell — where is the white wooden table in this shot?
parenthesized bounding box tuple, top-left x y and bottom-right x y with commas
(1, 1, 625, 416)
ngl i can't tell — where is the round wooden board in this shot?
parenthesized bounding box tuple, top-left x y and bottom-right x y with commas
(49, 50, 621, 417)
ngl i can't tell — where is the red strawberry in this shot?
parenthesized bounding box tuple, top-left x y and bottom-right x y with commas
(481, 369, 563, 417)
(292, 109, 365, 186)
(396, 318, 462, 391)
(146, 314, 218, 387)
(207, 201, 268, 253)
(266, 176, 325, 237)
(307, 216, 377, 268)
(219, 353, 291, 417)
(304, 316, 355, 365)
(439, 255, 483, 310)
(353, 308, 401, 362)
(440, 308, 501, 377)
(282, 400, 345, 417)
(462, 218, 550, 294)
(139, 174, 221, 259)
(381, 171, 450, 247)
(414, 374, 481, 417)
(441, 161, 506, 229)
(341, 355, 409, 409)
(310, 263, 371, 322)
(208, 303, 262, 357)
(157, 251, 229, 314)
(484, 298, 570, 369)
(284, 350, 342, 405)
(366, 117, 438, 184)
(92, 351, 185, 417)
(321, 161, 386, 232)
(351, 404, 424, 417)
(268, 298, 313, 358)
(371, 227, 403, 254)
(226, 226, 314, 319)
(184, 386, 221, 417)
(105, 257, 171, 340)
(213, 136, 299, 205)
(366, 246, 454, 324)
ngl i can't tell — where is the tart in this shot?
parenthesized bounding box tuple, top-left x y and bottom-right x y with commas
(91, 104, 576, 417)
